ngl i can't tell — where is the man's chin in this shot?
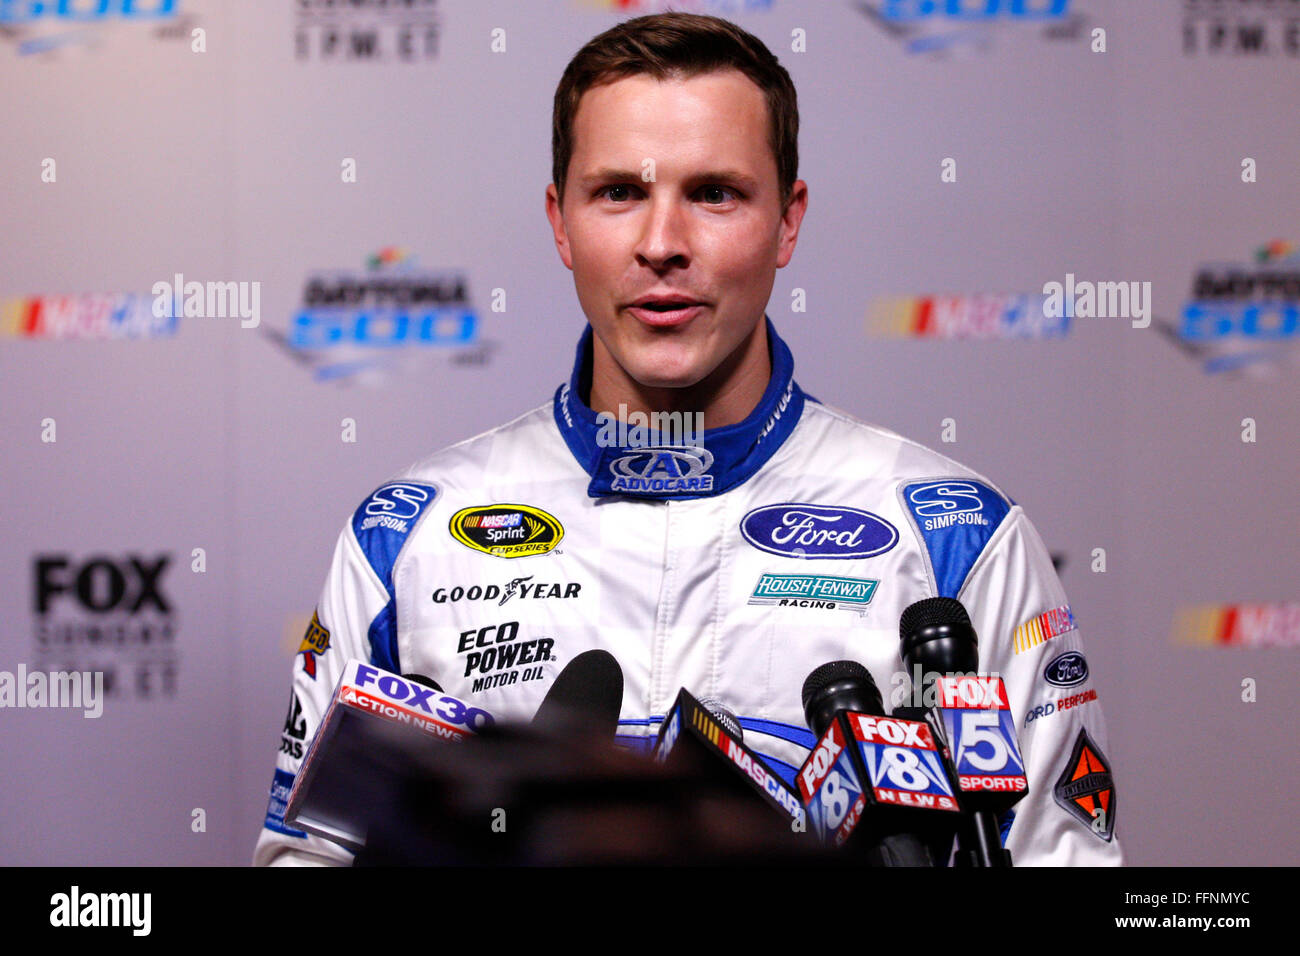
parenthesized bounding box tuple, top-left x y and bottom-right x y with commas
(627, 367, 706, 391)
(616, 342, 709, 391)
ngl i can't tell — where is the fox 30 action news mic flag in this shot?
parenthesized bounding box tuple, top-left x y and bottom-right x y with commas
(285, 650, 623, 854)
(285, 659, 495, 850)
(900, 597, 1029, 867)
(797, 661, 964, 866)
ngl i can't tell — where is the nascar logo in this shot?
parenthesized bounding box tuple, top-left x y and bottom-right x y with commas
(1013, 604, 1077, 654)
(449, 504, 563, 559)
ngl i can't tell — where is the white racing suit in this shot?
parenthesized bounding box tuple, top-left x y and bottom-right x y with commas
(254, 319, 1121, 866)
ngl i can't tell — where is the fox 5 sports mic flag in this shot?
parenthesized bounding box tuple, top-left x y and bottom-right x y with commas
(934, 675, 1028, 804)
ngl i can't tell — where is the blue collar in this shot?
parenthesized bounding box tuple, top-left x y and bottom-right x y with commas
(553, 317, 806, 500)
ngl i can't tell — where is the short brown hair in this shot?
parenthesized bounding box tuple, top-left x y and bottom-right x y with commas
(552, 12, 799, 211)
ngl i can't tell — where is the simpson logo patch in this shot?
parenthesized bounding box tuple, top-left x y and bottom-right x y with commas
(449, 504, 563, 559)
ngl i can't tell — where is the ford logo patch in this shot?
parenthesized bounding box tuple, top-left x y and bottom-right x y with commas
(1044, 651, 1089, 687)
(740, 504, 899, 560)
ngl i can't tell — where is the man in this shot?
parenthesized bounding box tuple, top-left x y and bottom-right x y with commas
(255, 13, 1120, 866)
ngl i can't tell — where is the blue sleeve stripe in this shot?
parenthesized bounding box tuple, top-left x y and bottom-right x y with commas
(739, 717, 817, 750)
(998, 808, 1016, 846)
(349, 482, 439, 675)
(367, 601, 400, 674)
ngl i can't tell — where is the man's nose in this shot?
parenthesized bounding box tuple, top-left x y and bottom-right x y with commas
(635, 193, 690, 269)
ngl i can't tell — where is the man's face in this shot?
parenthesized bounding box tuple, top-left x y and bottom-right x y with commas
(545, 69, 806, 396)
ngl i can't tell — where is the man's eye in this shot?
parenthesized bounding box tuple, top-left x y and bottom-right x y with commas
(700, 185, 738, 204)
(599, 184, 638, 202)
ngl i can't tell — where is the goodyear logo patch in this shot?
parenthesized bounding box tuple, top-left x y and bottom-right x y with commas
(297, 610, 331, 679)
(449, 504, 563, 559)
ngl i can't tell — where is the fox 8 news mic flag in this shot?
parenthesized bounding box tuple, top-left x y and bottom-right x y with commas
(798, 710, 962, 848)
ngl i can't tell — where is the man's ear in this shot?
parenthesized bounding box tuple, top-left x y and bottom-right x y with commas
(775, 179, 809, 269)
(545, 183, 574, 271)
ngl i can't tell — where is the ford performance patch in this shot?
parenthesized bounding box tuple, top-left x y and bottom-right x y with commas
(901, 479, 1011, 597)
(741, 504, 898, 560)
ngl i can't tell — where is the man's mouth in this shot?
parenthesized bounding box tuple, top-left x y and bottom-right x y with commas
(637, 300, 696, 311)
(627, 296, 706, 326)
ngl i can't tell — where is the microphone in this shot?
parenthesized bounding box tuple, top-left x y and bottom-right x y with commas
(652, 688, 807, 831)
(797, 661, 962, 865)
(696, 696, 744, 741)
(403, 673, 443, 693)
(531, 649, 624, 738)
(900, 597, 1028, 867)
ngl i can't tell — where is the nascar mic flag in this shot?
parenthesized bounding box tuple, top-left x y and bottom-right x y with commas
(653, 688, 807, 829)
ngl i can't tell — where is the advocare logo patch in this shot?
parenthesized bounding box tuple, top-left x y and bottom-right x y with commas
(740, 504, 899, 560)
(449, 504, 563, 559)
(609, 445, 715, 495)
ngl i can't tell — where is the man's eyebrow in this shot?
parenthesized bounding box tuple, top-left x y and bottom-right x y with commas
(575, 167, 760, 190)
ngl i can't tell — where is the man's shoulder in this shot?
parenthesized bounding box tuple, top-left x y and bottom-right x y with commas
(340, 401, 568, 518)
(391, 401, 559, 485)
(794, 399, 1015, 502)
(333, 400, 567, 540)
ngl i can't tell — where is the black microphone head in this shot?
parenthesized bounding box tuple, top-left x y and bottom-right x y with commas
(899, 597, 979, 675)
(532, 649, 624, 738)
(801, 661, 884, 737)
(403, 674, 443, 694)
(696, 697, 743, 742)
